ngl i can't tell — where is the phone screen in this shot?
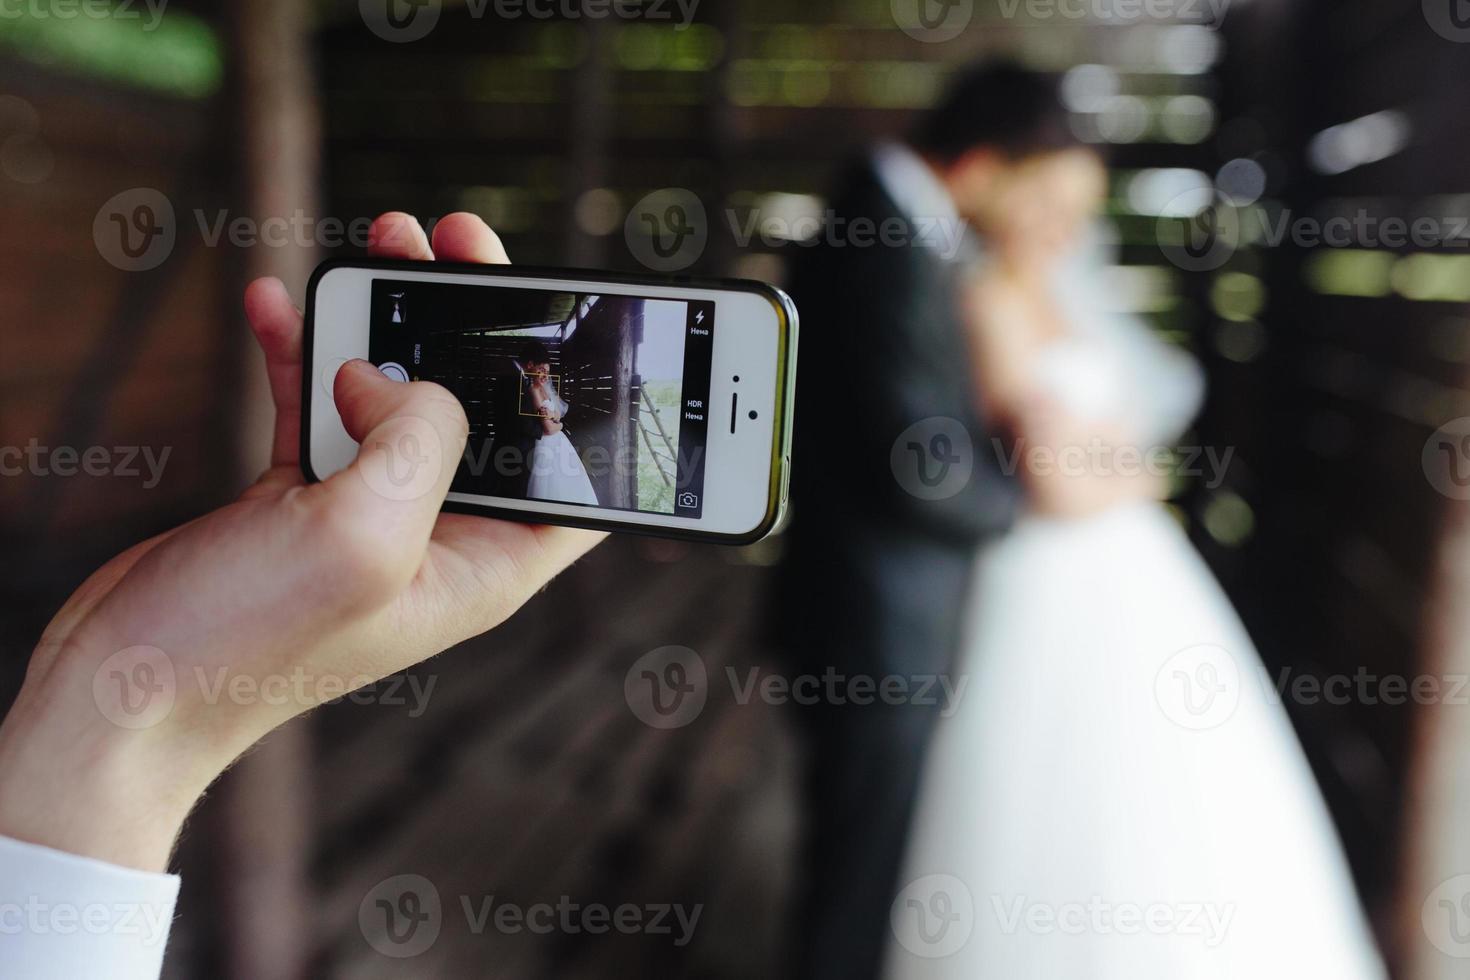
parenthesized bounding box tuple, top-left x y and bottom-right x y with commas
(368, 279, 714, 518)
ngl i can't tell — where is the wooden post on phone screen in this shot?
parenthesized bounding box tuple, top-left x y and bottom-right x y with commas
(212, 2, 321, 978)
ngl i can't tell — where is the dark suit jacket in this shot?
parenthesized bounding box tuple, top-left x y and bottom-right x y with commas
(780, 160, 1021, 680)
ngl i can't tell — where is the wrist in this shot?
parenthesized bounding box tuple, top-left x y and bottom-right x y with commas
(0, 649, 220, 873)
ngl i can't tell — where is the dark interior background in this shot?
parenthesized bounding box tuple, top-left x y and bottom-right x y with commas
(3, 1, 1469, 977)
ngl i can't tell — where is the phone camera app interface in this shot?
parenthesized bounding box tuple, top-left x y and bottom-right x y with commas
(369, 279, 714, 517)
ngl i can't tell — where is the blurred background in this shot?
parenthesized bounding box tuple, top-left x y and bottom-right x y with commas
(3, 0, 1470, 977)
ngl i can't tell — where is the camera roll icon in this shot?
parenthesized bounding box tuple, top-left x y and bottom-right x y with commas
(676, 491, 699, 509)
(625, 646, 707, 730)
(359, 874, 442, 959)
(890, 874, 975, 959)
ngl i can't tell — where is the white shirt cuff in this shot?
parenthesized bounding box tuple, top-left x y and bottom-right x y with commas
(0, 833, 179, 980)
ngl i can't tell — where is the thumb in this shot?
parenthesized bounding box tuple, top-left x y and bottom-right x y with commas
(312, 359, 468, 555)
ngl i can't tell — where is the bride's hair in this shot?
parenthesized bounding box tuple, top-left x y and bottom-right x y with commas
(521, 340, 551, 368)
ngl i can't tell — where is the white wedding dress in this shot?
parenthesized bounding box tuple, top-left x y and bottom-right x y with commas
(882, 275, 1385, 979)
(526, 382, 599, 506)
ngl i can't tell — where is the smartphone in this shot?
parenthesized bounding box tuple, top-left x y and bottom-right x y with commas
(302, 258, 798, 545)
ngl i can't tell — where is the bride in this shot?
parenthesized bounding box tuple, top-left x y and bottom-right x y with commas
(523, 351, 599, 506)
(883, 149, 1385, 978)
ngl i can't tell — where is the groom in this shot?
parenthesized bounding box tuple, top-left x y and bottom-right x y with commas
(778, 64, 1083, 980)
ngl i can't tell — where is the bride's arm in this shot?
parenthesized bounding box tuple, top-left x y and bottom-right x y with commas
(530, 385, 564, 435)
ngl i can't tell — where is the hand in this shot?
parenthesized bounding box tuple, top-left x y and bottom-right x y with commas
(0, 213, 605, 872)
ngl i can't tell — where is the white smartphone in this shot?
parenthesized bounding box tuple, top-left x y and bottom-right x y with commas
(302, 259, 798, 544)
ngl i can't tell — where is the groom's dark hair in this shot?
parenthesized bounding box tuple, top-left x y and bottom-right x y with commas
(911, 61, 1080, 163)
(521, 340, 551, 366)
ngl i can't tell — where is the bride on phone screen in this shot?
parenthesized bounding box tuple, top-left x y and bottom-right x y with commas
(523, 348, 599, 506)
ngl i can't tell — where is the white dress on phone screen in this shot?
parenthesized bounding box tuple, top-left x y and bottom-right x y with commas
(527, 382, 599, 506)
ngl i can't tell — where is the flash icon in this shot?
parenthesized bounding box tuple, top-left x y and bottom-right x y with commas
(695, 310, 705, 324)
